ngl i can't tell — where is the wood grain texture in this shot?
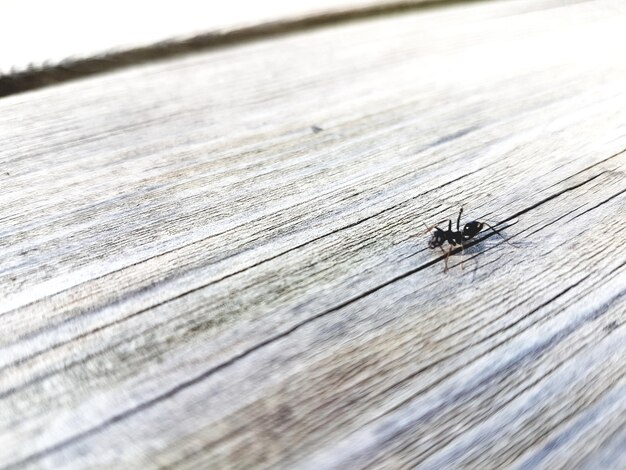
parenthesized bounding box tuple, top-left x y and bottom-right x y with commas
(0, 0, 459, 97)
(1, 0, 626, 468)
(1, 0, 408, 73)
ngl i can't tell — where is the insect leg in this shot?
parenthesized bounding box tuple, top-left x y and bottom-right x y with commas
(460, 242, 466, 270)
(457, 207, 463, 232)
(482, 222, 517, 247)
(438, 245, 452, 273)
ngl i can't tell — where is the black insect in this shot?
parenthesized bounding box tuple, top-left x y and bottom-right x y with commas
(424, 207, 514, 272)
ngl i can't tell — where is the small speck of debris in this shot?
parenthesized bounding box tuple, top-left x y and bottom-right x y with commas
(604, 320, 618, 333)
(311, 125, 323, 134)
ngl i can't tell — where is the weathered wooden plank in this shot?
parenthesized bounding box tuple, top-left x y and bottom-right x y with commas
(0, 0, 461, 96)
(0, 0, 397, 73)
(1, 0, 625, 468)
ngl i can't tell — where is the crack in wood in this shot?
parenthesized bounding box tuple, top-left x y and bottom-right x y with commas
(569, 187, 626, 221)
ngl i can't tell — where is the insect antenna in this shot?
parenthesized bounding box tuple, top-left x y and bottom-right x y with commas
(422, 219, 450, 235)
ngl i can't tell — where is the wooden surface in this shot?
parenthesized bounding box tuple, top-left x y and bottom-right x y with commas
(2, 0, 435, 73)
(0, 0, 451, 96)
(1, 0, 626, 468)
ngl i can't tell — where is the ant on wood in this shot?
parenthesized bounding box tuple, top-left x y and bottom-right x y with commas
(424, 207, 515, 272)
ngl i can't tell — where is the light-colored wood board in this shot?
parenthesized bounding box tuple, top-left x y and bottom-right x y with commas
(1, 0, 626, 468)
(0, 0, 451, 75)
(0, 0, 589, 97)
